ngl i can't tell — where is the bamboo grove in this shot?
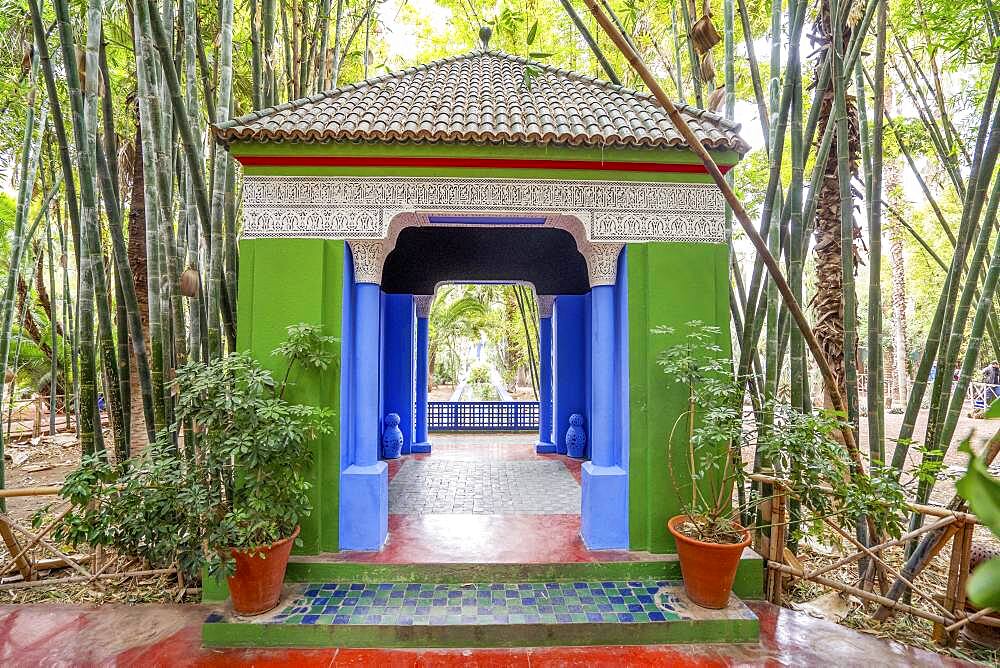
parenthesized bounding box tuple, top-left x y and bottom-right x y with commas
(0, 0, 998, 550)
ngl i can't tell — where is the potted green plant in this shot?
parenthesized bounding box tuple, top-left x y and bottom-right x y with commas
(655, 321, 750, 608)
(50, 324, 336, 615)
(655, 321, 904, 609)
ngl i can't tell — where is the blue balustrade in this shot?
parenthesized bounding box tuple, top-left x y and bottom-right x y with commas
(427, 401, 539, 432)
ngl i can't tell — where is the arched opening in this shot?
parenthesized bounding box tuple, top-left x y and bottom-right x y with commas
(340, 218, 630, 558)
(381, 225, 591, 295)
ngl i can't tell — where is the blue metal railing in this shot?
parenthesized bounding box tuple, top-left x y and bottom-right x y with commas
(427, 401, 539, 432)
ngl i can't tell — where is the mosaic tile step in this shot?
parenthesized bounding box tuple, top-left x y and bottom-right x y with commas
(203, 580, 760, 648)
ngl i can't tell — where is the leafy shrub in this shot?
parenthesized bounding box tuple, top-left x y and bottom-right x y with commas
(46, 324, 337, 581)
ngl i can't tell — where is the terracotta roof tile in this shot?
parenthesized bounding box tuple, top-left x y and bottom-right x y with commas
(214, 50, 749, 153)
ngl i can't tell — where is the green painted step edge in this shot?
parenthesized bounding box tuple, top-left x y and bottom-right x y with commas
(200, 558, 764, 604)
(202, 616, 759, 648)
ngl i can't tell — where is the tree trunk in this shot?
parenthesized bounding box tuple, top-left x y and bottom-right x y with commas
(810, 2, 860, 409)
(127, 121, 150, 453)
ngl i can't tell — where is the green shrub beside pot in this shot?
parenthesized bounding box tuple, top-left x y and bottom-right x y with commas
(49, 324, 336, 615)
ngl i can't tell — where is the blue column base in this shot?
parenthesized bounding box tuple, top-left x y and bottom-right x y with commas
(580, 462, 628, 550)
(339, 462, 388, 551)
(535, 440, 557, 454)
(410, 441, 432, 453)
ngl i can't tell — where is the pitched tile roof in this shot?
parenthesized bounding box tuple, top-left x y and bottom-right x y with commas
(214, 50, 748, 153)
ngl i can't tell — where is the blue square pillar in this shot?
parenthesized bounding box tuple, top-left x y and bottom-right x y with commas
(553, 295, 587, 455)
(535, 296, 556, 453)
(580, 247, 628, 550)
(340, 243, 388, 551)
(412, 295, 433, 453)
(382, 294, 415, 455)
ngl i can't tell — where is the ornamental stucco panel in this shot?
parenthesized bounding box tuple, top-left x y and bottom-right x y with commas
(242, 175, 728, 286)
(241, 176, 728, 243)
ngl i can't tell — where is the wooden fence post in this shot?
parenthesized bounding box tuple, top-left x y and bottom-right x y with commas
(935, 519, 974, 646)
(0, 518, 32, 582)
(32, 395, 41, 439)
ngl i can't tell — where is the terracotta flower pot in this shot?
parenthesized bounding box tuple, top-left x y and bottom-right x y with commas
(228, 526, 300, 616)
(668, 515, 750, 609)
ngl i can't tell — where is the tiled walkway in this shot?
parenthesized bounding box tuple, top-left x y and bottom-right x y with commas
(328, 434, 598, 563)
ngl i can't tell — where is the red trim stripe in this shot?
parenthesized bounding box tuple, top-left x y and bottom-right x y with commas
(234, 154, 733, 174)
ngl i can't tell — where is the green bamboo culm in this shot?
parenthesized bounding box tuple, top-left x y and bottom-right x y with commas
(0, 51, 45, 502)
(208, 0, 236, 359)
(865, 0, 888, 464)
(131, 0, 169, 436)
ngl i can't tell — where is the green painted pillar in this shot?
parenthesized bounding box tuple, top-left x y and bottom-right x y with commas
(235, 238, 343, 554)
(628, 242, 730, 553)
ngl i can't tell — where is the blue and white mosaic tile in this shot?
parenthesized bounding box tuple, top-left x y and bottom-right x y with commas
(234, 580, 757, 627)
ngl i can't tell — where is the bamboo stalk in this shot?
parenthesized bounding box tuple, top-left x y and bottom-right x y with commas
(0, 521, 31, 582)
(865, 0, 888, 462)
(579, 0, 866, 471)
(208, 0, 235, 359)
(945, 606, 998, 633)
(0, 486, 62, 498)
(557, 0, 621, 85)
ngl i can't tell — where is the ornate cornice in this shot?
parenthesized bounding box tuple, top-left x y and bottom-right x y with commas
(241, 176, 727, 243)
(414, 295, 434, 318)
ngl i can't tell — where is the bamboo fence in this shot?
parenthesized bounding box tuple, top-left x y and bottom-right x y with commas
(0, 486, 176, 591)
(751, 472, 998, 647)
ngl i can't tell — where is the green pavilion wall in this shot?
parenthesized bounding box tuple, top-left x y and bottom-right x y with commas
(236, 237, 344, 554)
(627, 242, 732, 554)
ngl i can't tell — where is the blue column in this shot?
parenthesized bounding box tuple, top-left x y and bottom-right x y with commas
(412, 295, 433, 453)
(340, 278, 388, 550)
(382, 294, 415, 456)
(553, 296, 587, 455)
(535, 296, 556, 453)
(581, 281, 628, 549)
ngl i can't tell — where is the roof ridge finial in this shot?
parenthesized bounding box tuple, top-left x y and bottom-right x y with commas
(478, 25, 493, 51)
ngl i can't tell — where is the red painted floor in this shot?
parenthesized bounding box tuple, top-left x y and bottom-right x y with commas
(322, 514, 669, 564)
(0, 601, 971, 666)
(340, 435, 612, 564)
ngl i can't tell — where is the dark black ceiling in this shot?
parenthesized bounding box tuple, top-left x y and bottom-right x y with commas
(380, 226, 590, 295)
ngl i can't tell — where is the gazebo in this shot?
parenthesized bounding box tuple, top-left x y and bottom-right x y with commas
(210, 47, 752, 639)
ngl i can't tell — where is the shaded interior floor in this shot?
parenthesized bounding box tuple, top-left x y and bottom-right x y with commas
(0, 601, 970, 667)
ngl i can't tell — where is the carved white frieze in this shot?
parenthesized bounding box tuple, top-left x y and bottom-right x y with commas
(241, 176, 727, 243)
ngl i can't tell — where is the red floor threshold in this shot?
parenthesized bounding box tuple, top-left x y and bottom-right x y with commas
(0, 601, 970, 667)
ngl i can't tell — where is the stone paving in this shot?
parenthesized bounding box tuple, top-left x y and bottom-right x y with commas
(388, 460, 581, 515)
